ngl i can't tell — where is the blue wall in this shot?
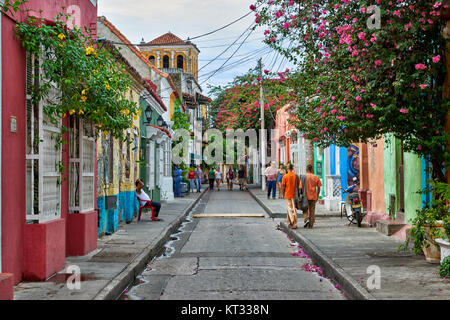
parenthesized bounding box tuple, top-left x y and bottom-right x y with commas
(420, 156, 431, 208)
(339, 147, 348, 201)
(330, 145, 336, 175)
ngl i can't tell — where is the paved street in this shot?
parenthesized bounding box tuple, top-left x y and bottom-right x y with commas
(123, 190, 345, 300)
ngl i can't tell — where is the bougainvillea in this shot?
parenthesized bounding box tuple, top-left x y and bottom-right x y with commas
(253, 0, 449, 181)
(209, 67, 296, 131)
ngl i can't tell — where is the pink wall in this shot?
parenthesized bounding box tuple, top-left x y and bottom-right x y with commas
(275, 104, 295, 164)
(1, 0, 98, 285)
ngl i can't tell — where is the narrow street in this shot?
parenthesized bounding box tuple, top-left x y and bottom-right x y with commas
(123, 190, 345, 300)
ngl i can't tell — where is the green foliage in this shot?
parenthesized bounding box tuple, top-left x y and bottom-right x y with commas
(399, 180, 450, 254)
(444, 219, 450, 239)
(440, 256, 450, 279)
(172, 109, 190, 131)
(15, 12, 138, 140)
(0, 0, 26, 14)
(209, 67, 295, 131)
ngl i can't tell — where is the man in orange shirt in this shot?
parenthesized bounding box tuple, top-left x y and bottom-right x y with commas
(281, 164, 298, 229)
(299, 164, 322, 229)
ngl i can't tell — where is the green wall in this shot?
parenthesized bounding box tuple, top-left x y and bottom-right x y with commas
(383, 134, 422, 223)
(403, 152, 422, 224)
(383, 134, 401, 215)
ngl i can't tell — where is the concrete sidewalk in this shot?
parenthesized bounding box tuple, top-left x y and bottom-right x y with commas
(14, 190, 206, 300)
(249, 187, 450, 300)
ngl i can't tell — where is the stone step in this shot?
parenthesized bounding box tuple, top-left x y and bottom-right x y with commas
(376, 219, 407, 236)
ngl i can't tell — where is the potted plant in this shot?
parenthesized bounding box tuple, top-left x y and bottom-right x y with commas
(436, 219, 450, 264)
(440, 256, 450, 279)
(399, 180, 450, 264)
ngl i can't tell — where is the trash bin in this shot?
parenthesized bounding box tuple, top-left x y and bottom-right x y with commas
(181, 182, 188, 194)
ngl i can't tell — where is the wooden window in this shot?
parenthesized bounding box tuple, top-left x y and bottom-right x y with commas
(149, 55, 156, 66)
(125, 132, 131, 180)
(147, 141, 155, 190)
(107, 134, 114, 184)
(26, 52, 62, 223)
(163, 55, 170, 68)
(163, 140, 172, 177)
(69, 117, 95, 213)
(177, 55, 184, 70)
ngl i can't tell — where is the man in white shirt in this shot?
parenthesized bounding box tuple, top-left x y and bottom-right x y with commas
(135, 179, 161, 221)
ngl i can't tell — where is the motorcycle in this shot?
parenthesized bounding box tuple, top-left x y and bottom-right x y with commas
(339, 178, 365, 227)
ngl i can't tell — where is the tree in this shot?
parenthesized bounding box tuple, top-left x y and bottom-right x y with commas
(209, 67, 296, 131)
(253, 0, 449, 182)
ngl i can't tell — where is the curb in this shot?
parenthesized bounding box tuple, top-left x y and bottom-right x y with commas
(248, 188, 376, 300)
(93, 188, 208, 300)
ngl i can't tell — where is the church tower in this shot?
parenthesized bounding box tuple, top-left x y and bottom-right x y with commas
(139, 32, 200, 80)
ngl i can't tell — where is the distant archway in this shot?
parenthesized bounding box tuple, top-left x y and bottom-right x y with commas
(163, 55, 170, 68)
(177, 55, 184, 70)
(148, 55, 156, 66)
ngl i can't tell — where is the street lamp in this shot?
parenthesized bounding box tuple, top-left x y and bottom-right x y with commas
(145, 106, 153, 123)
(157, 115, 164, 127)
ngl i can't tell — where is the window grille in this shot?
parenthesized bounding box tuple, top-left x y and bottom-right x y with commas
(163, 55, 170, 68)
(69, 117, 95, 213)
(26, 52, 62, 223)
(147, 141, 155, 190)
(125, 133, 131, 180)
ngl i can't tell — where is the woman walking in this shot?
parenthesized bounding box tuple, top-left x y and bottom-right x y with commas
(215, 167, 223, 191)
(277, 164, 286, 199)
(227, 167, 235, 191)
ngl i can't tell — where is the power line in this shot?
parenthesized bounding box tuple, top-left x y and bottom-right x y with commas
(198, 22, 254, 73)
(186, 5, 260, 42)
(198, 37, 265, 49)
(200, 27, 257, 86)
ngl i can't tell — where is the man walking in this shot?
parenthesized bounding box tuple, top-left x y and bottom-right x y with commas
(208, 167, 215, 191)
(195, 165, 202, 193)
(299, 164, 322, 228)
(264, 161, 278, 199)
(281, 164, 298, 229)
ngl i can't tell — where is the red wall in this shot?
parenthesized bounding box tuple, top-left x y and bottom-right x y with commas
(1, 0, 98, 285)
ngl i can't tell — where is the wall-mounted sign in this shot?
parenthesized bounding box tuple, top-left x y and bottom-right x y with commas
(10, 116, 17, 133)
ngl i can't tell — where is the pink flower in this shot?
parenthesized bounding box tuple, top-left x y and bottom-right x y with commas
(432, 55, 441, 63)
(283, 22, 291, 29)
(419, 84, 428, 89)
(399, 108, 408, 114)
(270, 37, 276, 43)
(417, 145, 422, 151)
(375, 60, 382, 66)
(264, 69, 269, 75)
(415, 63, 427, 70)
(356, 96, 361, 101)
(264, 30, 270, 35)
(370, 103, 377, 108)
(332, 96, 335, 101)
(250, 4, 256, 11)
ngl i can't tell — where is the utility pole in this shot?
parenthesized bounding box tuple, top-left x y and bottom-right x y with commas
(258, 58, 266, 191)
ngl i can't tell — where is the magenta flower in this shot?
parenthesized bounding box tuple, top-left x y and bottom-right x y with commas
(399, 108, 408, 114)
(356, 96, 361, 101)
(419, 84, 428, 89)
(415, 63, 427, 70)
(432, 55, 441, 63)
(250, 4, 256, 11)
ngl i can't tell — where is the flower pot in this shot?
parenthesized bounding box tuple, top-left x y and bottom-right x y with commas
(435, 238, 450, 264)
(422, 221, 445, 264)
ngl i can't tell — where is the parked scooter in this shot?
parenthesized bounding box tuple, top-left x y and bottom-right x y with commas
(339, 177, 364, 227)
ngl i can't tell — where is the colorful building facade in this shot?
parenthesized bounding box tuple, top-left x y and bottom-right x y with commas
(1, 0, 99, 292)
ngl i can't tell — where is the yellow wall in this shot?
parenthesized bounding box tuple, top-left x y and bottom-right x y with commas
(96, 83, 141, 197)
(142, 48, 198, 79)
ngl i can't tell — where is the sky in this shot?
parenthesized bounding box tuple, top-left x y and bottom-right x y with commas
(98, 0, 294, 94)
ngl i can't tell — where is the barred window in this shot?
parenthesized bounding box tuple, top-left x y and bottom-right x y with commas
(26, 52, 62, 223)
(69, 117, 95, 213)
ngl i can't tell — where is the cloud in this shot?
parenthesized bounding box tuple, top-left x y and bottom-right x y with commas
(98, 0, 293, 90)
